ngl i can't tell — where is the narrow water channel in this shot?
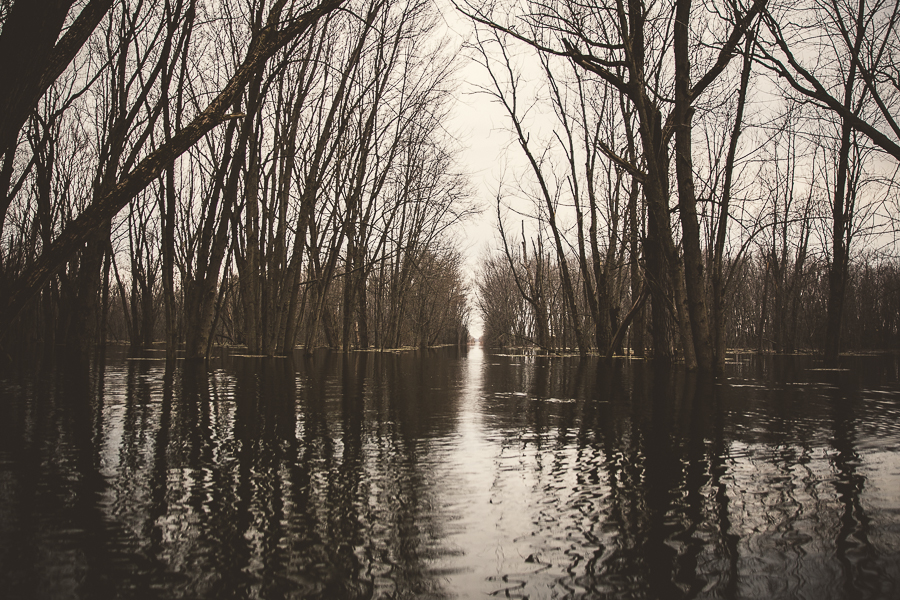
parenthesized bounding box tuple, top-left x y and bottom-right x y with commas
(1, 346, 899, 599)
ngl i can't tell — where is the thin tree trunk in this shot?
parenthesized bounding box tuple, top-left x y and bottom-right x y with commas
(712, 34, 753, 373)
(757, 259, 770, 354)
(161, 168, 178, 360)
(629, 171, 644, 357)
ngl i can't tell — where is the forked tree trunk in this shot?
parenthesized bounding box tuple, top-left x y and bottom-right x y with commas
(674, 0, 712, 371)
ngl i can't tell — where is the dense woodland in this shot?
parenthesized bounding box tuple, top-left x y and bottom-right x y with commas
(0, 0, 474, 364)
(467, 0, 900, 369)
(1, 0, 900, 371)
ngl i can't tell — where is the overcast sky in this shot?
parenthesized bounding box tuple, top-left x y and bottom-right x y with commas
(441, 6, 507, 336)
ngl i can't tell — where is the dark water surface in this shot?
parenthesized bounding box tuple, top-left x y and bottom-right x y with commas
(1, 347, 899, 599)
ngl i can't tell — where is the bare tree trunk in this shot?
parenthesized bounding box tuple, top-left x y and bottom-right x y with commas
(824, 125, 854, 367)
(238, 111, 262, 354)
(674, 0, 712, 371)
(757, 258, 770, 353)
(624, 0, 686, 365)
(67, 221, 111, 357)
(356, 250, 370, 349)
(161, 168, 178, 359)
(629, 169, 645, 357)
(99, 245, 112, 349)
(341, 251, 356, 352)
(712, 35, 753, 373)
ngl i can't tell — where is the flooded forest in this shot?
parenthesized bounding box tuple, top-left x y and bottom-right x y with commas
(2, 0, 900, 598)
(0, 0, 474, 364)
(0, 0, 899, 367)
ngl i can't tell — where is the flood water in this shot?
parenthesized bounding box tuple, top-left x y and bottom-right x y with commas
(1, 346, 899, 599)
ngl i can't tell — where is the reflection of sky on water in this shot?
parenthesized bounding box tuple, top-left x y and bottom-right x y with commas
(0, 349, 899, 599)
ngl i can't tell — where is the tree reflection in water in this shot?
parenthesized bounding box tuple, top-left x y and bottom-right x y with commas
(0, 348, 899, 599)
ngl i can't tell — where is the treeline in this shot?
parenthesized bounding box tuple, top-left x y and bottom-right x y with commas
(0, 0, 473, 362)
(463, 0, 900, 369)
(478, 251, 900, 354)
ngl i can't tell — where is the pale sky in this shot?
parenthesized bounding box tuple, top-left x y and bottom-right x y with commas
(445, 10, 576, 339)
(442, 6, 512, 338)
